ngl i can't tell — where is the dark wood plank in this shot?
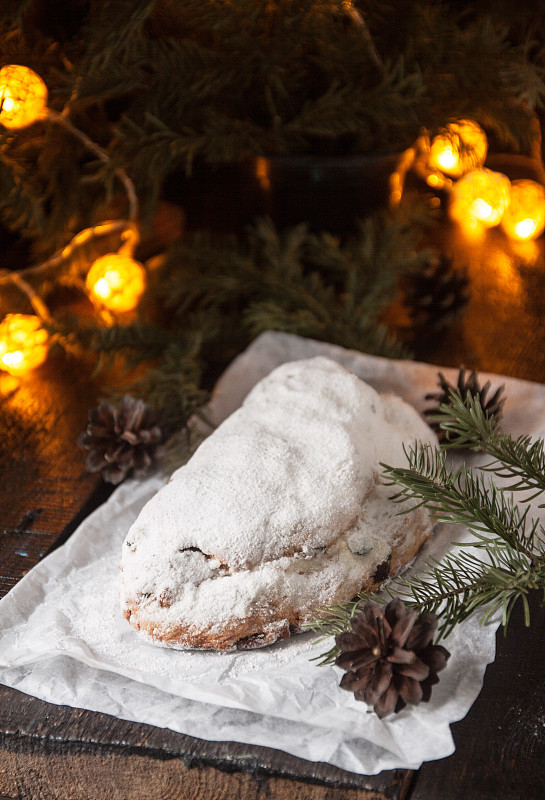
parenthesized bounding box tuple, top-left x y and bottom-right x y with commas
(0, 355, 103, 553)
(0, 685, 411, 799)
(0, 748, 410, 800)
(411, 589, 545, 800)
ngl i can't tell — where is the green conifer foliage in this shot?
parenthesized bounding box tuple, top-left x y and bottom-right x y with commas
(0, 1, 544, 249)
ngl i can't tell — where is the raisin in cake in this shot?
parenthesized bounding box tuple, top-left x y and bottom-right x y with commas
(119, 357, 437, 650)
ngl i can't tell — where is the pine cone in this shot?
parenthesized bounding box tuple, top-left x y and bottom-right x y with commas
(405, 255, 470, 331)
(335, 600, 450, 719)
(425, 367, 506, 444)
(78, 395, 163, 485)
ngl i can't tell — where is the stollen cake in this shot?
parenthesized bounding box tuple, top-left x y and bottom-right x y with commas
(119, 356, 437, 651)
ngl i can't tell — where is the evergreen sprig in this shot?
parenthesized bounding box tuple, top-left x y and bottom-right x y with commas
(2, 2, 545, 245)
(50, 318, 171, 360)
(158, 213, 433, 360)
(431, 391, 545, 501)
(307, 388, 545, 656)
(22, 214, 424, 453)
(382, 443, 539, 554)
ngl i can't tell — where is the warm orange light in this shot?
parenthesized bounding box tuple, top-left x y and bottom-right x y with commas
(0, 65, 48, 129)
(436, 147, 458, 171)
(450, 168, 510, 231)
(471, 198, 494, 222)
(501, 179, 545, 241)
(255, 156, 271, 191)
(389, 146, 416, 206)
(515, 219, 536, 238)
(426, 172, 446, 189)
(429, 120, 487, 178)
(0, 314, 48, 375)
(86, 253, 146, 312)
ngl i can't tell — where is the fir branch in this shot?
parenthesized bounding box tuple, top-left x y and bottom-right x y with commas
(425, 387, 502, 450)
(381, 442, 539, 558)
(392, 546, 543, 638)
(306, 544, 545, 657)
(0, 139, 45, 240)
(48, 318, 172, 364)
(431, 391, 545, 502)
(309, 387, 545, 659)
(501, 38, 545, 110)
(3, 2, 545, 243)
(158, 212, 431, 360)
(78, 0, 158, 77)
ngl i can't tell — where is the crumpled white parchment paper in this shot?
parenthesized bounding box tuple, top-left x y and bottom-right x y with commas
(2, 331, 544, 774)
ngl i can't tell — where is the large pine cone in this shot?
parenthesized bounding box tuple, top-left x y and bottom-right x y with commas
(335, 600, 450, 718)
(78, 395, 163, 485)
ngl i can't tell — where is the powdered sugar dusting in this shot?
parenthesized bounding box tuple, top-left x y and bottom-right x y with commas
(119, 357, 437, 649)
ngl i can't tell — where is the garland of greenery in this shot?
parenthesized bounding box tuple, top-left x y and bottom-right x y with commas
(306, 389, 545, 665)
(1, 1, 544, 255)
(7, 209, 430, 439)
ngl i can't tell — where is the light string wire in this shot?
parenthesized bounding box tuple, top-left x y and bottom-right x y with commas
(0, 104, 140, 312)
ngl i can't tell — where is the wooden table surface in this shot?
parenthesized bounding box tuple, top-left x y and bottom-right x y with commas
(1, 224, 545, 800)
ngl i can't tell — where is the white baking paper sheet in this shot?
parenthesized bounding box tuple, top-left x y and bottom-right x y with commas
(2, 331, 544, 774)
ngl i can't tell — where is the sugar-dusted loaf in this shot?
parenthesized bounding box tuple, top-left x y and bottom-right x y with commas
(119, 357, 437, 650)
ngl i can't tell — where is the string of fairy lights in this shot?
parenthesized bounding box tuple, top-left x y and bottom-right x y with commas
(414, 119, 545, 240)
(1, 64, 545, 377)
(0, 64, 147, 376)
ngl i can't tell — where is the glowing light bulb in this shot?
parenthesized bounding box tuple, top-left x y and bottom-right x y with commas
(3, 351, 24, 369)
(86, 253, 146, 312)
(0, 65, 48, 129)
(471, 198, 494, 222)
(501, 180, 545, 242)
(1, 94, 15, 113)
(429, 120, 488, 178)
(450, 168, 510, 231)
(426, 172, 445, 189)
(436, 147, 457, 171)
(94, 277, 114, 299)
(0, 314, 48, 375)
(515, 219, 536, 239)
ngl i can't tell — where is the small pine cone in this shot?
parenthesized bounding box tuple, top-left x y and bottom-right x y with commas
(335, 599, 450, 719)
(405, 255, 470, 331)
(78, 395, 163, 485)
(425, 367, 505, 444)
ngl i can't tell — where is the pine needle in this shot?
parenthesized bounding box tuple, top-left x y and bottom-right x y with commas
(308, 389, 545, 661)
